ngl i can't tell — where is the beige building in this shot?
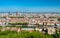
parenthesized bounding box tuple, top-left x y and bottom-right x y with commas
(47, 27, 56, 35)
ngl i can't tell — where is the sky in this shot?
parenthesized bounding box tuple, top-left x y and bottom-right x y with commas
(0, 0, 60, 13)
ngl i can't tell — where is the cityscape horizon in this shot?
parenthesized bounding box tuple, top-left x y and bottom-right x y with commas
(0, 0, 60, 38)
(0, 12, 60, 14)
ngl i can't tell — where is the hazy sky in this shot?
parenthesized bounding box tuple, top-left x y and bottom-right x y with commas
(0, 0, 60, 12)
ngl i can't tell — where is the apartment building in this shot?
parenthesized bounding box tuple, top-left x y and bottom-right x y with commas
(0, 18, 6, 25)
